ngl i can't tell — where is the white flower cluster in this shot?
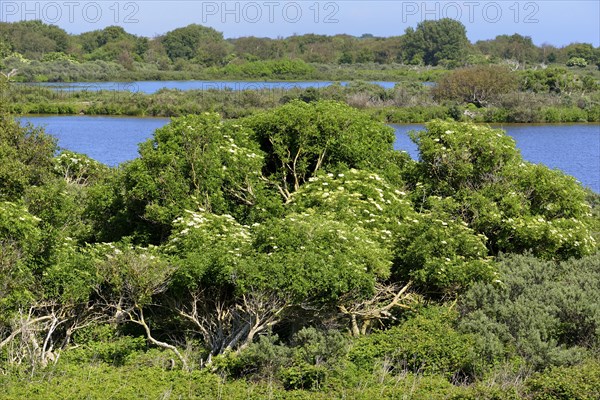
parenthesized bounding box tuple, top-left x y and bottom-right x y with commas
(219, 134, 263, 174)
(169, 209, 251, 251)
(293, 169, 412, 236)
(90, 242, 160, 261)
(505, 215, 595, 252)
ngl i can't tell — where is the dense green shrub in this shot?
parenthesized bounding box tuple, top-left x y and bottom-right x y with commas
(409, 120, 596, 260)
(524, 359, 600, 400)
(0, 115, 57, 201)
(459, 253, 600, 370)
(393, 208, 495, 295)
(119, 113, 276, 242)
(433, 66, 517, 107)
(65, 334, 147, 366)
(566, 57, 588, 68)
(349, 307, 478, 380)
(243, 100, 401, 199)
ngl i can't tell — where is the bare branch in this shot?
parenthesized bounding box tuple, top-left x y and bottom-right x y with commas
(338, 282, 417, 336)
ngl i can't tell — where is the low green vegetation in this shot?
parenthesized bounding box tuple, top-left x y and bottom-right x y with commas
(4, 65, 600, 123)
(1, 74, 599, 397)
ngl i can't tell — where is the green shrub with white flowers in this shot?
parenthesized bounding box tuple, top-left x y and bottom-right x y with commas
(1, 99, 599, 397)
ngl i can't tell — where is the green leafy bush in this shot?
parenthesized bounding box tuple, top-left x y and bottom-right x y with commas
(247, 213, 392, 303)
(525, 359, 600, 400)
(243, 100, 400, 200)
(349, 307, 478, 380)
(393, 207, 495, 295)
(409, 120, 596, 260)
(566, 57, 588, 68)
(459, 253, 600, 370)
(119, 113, 274, 243)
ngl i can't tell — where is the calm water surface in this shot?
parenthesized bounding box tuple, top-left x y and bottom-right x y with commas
(20, 116, 169, 166)
(25, 80, 399, 94)
(19, 117, 600, 192)
(393, 124, 600, 193)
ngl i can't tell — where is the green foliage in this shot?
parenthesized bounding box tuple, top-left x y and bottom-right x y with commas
(38, 236, 95, 303)
(566, 57, 587, 67)
(221, 59, 315, 78)
(25, 178, 92, 245)
(41, 52, 78, 63)
(475, 34, 540, 64)
(288, 168, 414, 239)
(228, 334, 293, 379)
(120, 113, 273, 242)
(0, 116, 57, 201)
(0, 201, 41, 312)
(66, 325, 147, 366)
(247, 213, 391, 303)
(0, 201, 41, 253)
(0, 20, 70, 59)
(167, 209, 251, 289)
(349, 307, 478, 379)
(83, 168, 132, 243)
(519, 68, 584, 94)
(0, 359, 470, 399)
(393, 206, 494, 295)
(402, 19, 470, 66)
(289, 327, 349, 369)
(411, 121, 521, 193)
(524, 359, 600, 400)
(88, 242, 172, 307)
(53, 150, 108, 186)
(410, 120, 596, 259)
(243, 100, 399, 198)
(224, 328, 349, 390)
(280, 363, 328, 390)
(459, 253, 600, 370)
(434, 66, 517, 107)
(160, 24, 228, 65)
(564, 43, 598, 64)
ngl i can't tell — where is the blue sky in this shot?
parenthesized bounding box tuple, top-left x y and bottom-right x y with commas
(1, 1, 598, 46)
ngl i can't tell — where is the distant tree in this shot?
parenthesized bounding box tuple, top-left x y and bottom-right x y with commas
(160, 24, 228, 65)
(564, 43, 596, 64)
(231, 36, 285, 60)
(433, 65, 517, 107)
(475, 34, 540, 65)
(0, 20, 70, 59)
(143, 39, 170, 69)
(371, 36, 404, 64)
(402, 18, 469, 66)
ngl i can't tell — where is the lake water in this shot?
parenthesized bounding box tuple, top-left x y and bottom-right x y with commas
(24, 80, 399, 94)
(18, 116, 600, 193)
(19, 116, 170, 166)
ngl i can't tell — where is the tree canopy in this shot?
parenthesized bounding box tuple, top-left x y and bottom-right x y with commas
(402, 18, 470, 66)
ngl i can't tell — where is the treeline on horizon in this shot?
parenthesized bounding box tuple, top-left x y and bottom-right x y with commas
(1, 18, 599, 82)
